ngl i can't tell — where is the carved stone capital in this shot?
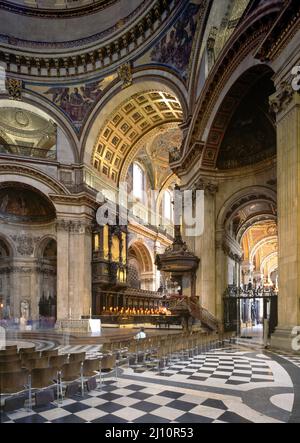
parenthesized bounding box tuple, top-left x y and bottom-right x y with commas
(56, 219, 92, 234)
(269, 80, 296, 115)
(193, 178, 218, 196)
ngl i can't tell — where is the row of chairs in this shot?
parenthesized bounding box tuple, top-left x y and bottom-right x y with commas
(104, 331, 234, 374)
(0, 345, 117, 413)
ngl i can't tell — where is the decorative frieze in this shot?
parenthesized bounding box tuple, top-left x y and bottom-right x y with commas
(10, 234, 41, 256)
(56, 219, 92, 234)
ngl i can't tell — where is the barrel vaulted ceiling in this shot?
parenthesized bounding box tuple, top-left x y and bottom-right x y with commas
(92, 90, 183, 183)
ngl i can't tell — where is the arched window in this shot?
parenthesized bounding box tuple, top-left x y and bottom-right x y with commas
(132, 162, 145, 202)
(163, 190, 173, 222)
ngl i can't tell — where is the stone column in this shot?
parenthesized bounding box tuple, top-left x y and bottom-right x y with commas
(56, 219, 70, 320)
(270, 82, 300, 351)
(215, 230, 227, 321)
(193, 179, 218, 316)
(56, 219, 92, 321)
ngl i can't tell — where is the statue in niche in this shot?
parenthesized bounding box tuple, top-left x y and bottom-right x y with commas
(20, 300, 29, 322)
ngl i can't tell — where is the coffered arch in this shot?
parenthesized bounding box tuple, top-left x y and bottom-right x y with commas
(91, 89, 183, 184)
(82, 72, 188, 165)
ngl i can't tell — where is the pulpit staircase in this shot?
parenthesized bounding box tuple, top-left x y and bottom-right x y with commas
(169, 296, 221, 332)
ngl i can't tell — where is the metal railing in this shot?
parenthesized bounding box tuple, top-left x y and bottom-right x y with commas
(0, 143, 56, 160)
(168, 295, 221, 332)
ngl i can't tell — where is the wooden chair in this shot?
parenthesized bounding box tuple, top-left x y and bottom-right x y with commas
(27, 367, 59, 409)
(41, 349, 59, 358)
(0, 369, 29, 394)
(18, 346, 36, 354)
(68, 352, 86, 363)
(22, 357, 49, 371)
(0, 354, 20, 363)
(49, 355, 68, 369)
(0, 361, 22, 373)
(20, 351, 41, 361)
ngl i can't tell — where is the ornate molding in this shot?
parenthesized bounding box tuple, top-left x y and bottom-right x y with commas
(0, 265, 56, 275)
(118, 63, 133, 89)
(5, 78, 22, 100)
(0, 0, 177, 79)
(0, 162, 68, 195)
(56, 219, 93, 234)
(176, 2, 282, 173)
(269, 80, 296, 114)
(193, 178, 218, 196)
(222, 242, 243, 264)
(255, 0, 300, 62)
(0, 0, 118, 18)
(10, 234, 41, 256)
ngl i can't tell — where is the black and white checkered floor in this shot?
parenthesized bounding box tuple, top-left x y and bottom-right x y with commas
(1, 345, 299, 423)
(1, 380, 256, 424)
(156, 351, 274, 385)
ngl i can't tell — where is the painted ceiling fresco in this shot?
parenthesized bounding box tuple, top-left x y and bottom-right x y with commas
(25, 74, 117, 131)
(137, 1, 201, 82)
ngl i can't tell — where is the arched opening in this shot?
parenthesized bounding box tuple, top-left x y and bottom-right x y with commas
(0, 182, 57, 323)
(128, 241, 155, 291)
(222, 188, 278, 340)
(0, 237, 13, 320)
(0, 106, 57, 160)
(38, 238, 57, 327)
(0, 99, 77, 164)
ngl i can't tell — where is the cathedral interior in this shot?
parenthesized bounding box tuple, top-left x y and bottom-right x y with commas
(0, 0, 300, 425)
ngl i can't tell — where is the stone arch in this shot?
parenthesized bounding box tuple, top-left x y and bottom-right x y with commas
(0, 96, 79, 163)
(250, 236, 278, 264)
(179, 1, 282, 167)
(128, 240, 155, 291)
(81, 70, 188, 166)
(36, 236, 57, 324)
(0, 163, 69, 207)
(35, 234, 57, 259)
(0, 234, 15, 257)
(217, 185, 277, 232)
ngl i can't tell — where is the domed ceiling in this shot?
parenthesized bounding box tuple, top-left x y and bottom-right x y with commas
(0, 185, 56, 223)
(0, 0, 146, 43)
(0, 107, 56, 157)
(3, 1, 115, 12)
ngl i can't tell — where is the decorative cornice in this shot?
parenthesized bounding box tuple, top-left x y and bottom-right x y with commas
(0, 265, 56, 275)
(0, 0, 177, 79)
(56, 218, 93, 234)
(0, 0, 118, 18)
(255, 0, 300, 62)
(0, 162, 68, 195)
(50, 193, 98, 210)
